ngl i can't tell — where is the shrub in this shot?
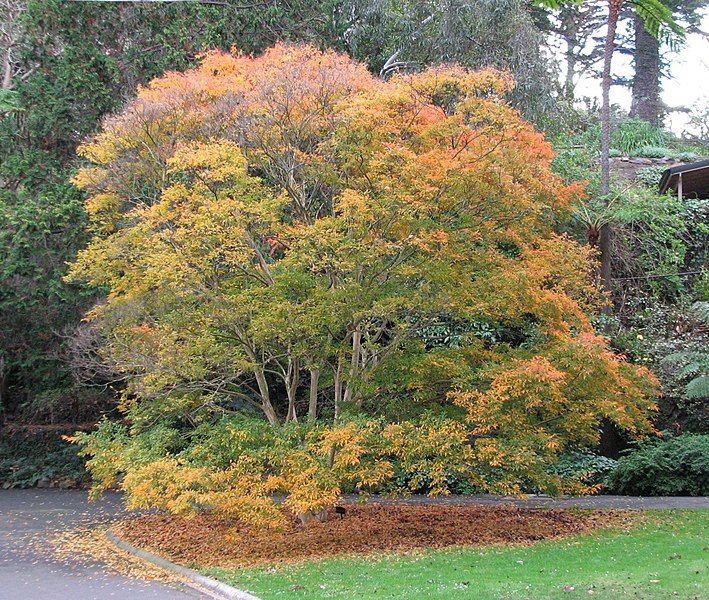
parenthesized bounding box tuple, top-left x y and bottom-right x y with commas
(550, 451, 618, 489)
(0, 429, 87, 488)
(613, 119, 668, 155)
(636, 165, 667, 187)
(555, 119, 671, 158)
(606, 434, 709, 496)
(677, 151, 698, 162)
(632, 145, 675, 159)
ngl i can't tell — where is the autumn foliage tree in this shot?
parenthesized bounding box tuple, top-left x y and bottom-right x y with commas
(69, 44, 658, 526)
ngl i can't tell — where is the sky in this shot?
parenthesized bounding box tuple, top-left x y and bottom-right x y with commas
(572, 10, 709, 137)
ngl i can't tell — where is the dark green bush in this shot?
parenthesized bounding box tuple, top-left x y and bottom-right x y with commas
(0, 429, 87, 488)
(550, 451, 618, 488)
(606, 434, 709, 496)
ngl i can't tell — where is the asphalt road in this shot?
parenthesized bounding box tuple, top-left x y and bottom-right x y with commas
(0, 489, 208, 600)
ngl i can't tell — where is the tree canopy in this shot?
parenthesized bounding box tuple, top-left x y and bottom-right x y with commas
(68, 45, 658, 525)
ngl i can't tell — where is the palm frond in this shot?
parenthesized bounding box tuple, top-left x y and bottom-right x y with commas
(631, 0, 685, 48)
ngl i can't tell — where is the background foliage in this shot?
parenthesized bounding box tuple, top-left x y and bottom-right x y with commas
(607, 433, 709, 496)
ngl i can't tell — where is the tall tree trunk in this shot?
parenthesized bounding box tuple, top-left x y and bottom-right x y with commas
(598, 222, 613, 293)
(600, 0, 620, 196)
(2, 49, 12, 90)
(308, 368, 320, 421)
(0, 356, 8, 423)
(599, 0, 621, 293)
(630, 13, 662, 126)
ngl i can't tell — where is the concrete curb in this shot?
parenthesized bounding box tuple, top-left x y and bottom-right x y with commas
(106, 530, 261, 600)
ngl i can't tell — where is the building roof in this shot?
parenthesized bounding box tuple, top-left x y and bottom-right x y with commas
(658, 159, 709, 198)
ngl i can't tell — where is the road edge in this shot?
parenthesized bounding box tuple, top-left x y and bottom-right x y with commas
(106, 529, 261, 600)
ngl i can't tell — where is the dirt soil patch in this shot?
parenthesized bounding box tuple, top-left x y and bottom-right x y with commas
(113, 503, 628, 568)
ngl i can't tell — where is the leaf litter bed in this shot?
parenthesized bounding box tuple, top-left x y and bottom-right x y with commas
(113, 504, 628, 569)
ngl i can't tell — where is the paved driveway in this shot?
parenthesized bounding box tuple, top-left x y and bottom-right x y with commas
(0, 489, 207, 600)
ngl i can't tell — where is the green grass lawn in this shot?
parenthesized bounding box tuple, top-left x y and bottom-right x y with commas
(204, 510, 707, 600)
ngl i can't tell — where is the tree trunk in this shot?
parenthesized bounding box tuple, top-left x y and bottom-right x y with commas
(342, 327, 362, 406)
(599, 222, 613, 293)
(297, 509, 328, 524)
(599, 0, 621, 294)
(600, 0, 620, 197)
(564, 41, 577, 101)
(2, 48, 12, 90)
(333, 356, 344, 421)
(308, 368, 320, 421)
(0, 356, 8, 422)
(285, 356, 299, 423)
(630, 13, 662, 127)
(253, 366, 278, 425)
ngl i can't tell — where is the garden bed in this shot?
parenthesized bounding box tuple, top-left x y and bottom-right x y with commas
(205, 510, 707, 600)
(113, 504, 625, 568)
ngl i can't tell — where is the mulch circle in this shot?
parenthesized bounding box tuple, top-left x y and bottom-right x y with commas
(114, 503, 628, 568)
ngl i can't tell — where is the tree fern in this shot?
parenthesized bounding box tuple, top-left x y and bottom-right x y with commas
(536, 0, 684, 45)
(632, 0, 685, 47)
(663, 351, 709, 400)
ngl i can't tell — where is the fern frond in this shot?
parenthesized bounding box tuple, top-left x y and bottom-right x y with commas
(631, 0, 685, 48)
(0, 89, 23, 114)
(685, 376, 709, 399)
(662, 351, 709, 384)
(532, 0, 583, 9)
(691, 301, 709, 326)
(662, 351, 709, 368)
(678, 362, 707, 380)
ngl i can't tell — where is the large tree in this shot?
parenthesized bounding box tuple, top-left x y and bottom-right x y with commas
(536, 0, 606, 101)
(0, 0, 585, 422)
(70, 46, 658, 524)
